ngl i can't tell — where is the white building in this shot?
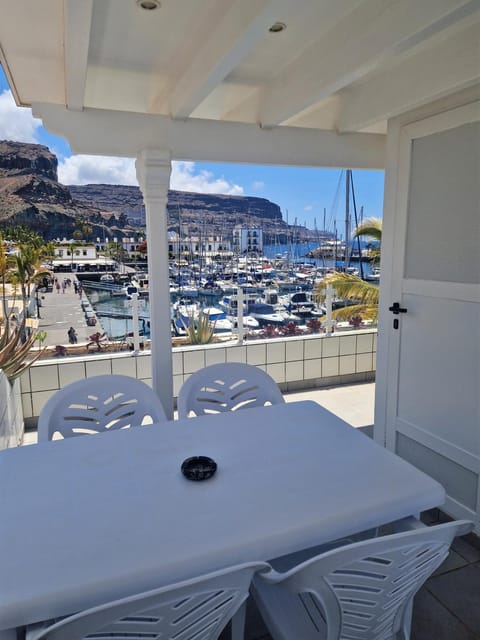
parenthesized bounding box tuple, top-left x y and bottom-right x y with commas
(167, 231, 231, 258)
(52, 243, 116, 272)
(232, 225, 263, 254)
(121, 237, 145, 260)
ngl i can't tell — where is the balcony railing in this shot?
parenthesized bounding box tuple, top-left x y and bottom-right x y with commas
(19, 328, 376, 426)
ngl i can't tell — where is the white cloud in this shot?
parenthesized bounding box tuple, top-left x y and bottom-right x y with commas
(58, 155, 244, 196)
(252, 180, 265, 190)
(58, 155, 138, 185)
(171, 162, 243, 195)
(304, 204, 313, 211)
(0, 90, 42, 142)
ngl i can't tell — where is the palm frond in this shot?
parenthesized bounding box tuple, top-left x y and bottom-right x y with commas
(331, 304, 378, 322)
(317, 272, 380, 321)
(319, 273, 380, 305)
(354, 217, 382, 242)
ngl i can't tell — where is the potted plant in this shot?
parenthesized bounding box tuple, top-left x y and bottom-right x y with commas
(0, 315, 45, 449)
(182, 311, 217, 345)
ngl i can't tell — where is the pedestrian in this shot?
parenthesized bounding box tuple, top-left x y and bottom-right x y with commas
(56, 282, 61, 294)
(67, 326, 78, 344)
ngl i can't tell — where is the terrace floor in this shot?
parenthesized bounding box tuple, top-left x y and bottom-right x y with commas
(23, 382, 480, 639)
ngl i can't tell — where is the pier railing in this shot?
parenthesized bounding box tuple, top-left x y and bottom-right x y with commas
(18, 328, 376, 426)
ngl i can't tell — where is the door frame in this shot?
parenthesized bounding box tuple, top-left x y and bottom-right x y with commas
(374, 97, 479, 527)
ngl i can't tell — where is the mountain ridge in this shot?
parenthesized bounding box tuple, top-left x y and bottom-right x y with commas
(0, 141, 293, 243)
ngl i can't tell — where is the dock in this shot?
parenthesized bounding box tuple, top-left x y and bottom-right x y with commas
(37, 277, 104, 348)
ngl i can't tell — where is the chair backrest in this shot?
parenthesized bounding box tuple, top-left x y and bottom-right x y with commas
(38, 374, 168, 441)
(253, 520, 473, 640)
(177, 362, 285, 418)
(28, 561, 268, 640)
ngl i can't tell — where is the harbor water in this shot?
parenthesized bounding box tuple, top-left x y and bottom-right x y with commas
(85, 244, 377, 340)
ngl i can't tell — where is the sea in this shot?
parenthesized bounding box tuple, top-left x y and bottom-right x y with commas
(85, 243, 376, 340)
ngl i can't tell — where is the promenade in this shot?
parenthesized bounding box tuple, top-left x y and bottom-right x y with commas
(37, 277, 104, 348)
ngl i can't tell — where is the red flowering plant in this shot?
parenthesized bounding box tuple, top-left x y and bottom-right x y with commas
(306, 318, 322, 333)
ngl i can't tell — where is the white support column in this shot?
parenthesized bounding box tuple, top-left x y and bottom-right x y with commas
(136, 150, 173, 418)
(130, 292, 140, 354)
(325, 284, 333, 336)
(236, 286, 244, 346)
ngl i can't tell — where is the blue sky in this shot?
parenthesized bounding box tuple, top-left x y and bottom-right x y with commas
(0, 68, 384, 233)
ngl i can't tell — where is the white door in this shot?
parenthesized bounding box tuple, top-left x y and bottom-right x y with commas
(375, 99, 480, 531)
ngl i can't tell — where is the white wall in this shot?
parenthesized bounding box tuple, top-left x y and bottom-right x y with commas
(20, 330, 376, 422)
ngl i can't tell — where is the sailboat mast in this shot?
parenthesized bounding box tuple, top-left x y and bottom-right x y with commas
(345, 169, 351, 269)
(334, 220, 338, 268)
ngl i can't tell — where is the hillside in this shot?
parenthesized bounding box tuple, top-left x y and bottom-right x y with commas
(69, 184, 284, 228)
(0, 141, 292, 243)
(0, 141, 129, 241)
(69, 184, 289, 241)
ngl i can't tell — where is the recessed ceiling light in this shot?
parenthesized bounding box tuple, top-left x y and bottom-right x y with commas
(136, 0, 161, 10)
(269, 22, 286, 33)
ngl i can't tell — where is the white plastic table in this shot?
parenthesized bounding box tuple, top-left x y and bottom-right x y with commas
(0, 401, 445, 636)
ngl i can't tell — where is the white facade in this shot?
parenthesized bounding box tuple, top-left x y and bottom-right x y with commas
(121, 237, 145, 260)
(53, 243, 116, 271)
(167, 232, 231, 257)
(54, 243, 97, 261)
(233, 226, 263, 254)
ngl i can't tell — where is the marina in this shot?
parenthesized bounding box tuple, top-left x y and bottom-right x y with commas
(77, 243, 378, 343)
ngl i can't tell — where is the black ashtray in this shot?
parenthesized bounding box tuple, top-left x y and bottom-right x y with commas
(181, 456, 217, 481)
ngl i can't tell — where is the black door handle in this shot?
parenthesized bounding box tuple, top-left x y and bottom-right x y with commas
(388, 302, 407, 315)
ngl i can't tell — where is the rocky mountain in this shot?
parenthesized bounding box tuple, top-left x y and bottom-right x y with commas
(0, 141, 296, 243)
(0, 141, 129, 241)
(68, 184, 287, 238)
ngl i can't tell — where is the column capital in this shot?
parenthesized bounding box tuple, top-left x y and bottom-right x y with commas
(136, 149, 172, 198)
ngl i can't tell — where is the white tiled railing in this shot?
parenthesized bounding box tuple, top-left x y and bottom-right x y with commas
(20, 329, 376, 424)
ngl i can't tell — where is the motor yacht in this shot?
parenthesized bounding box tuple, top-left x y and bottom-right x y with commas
(247, 302, 289, 326)
(201, 307, 234, 333)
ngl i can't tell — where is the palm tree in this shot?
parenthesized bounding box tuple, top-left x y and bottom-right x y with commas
(3, 226, 43, 248)
(0, 239, 46, 378)
(11, 245, 52, 320)
(0, 238, 17, 335)
(40, 241, 57, 267)
(317, 218, 382, 322)
(68, 241, 82, 271)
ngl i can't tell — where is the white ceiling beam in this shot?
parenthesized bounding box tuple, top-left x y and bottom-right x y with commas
(32, 104, 385, 169)
(338, 21, 480, 132)
(259, 0, 477, 127)
(165, 0, 294, 119)
(63, 0, 93, 110)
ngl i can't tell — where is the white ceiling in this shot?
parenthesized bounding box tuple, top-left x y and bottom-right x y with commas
(0, 0, 478, 160)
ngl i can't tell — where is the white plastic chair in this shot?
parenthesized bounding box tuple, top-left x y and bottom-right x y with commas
(177, 362, 285, 418)
(26, 561, 269, 640)
(250, 519, 473, 640)
(38, 374, 168, 441)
